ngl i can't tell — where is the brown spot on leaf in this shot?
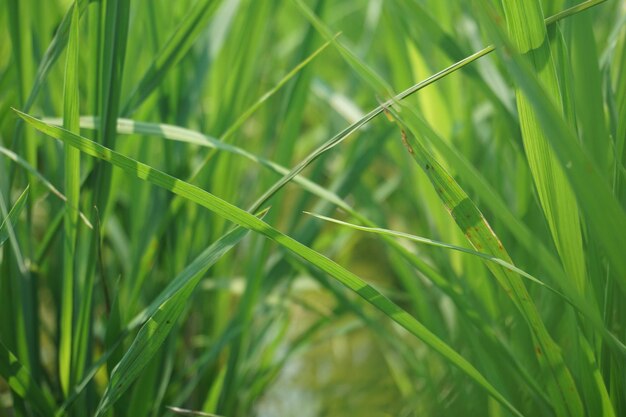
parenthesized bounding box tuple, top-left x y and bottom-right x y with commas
(401, 130, 414, 155)
(383, 107, 394, 122)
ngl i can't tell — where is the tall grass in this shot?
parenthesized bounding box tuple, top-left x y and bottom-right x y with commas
(1, 0, 625, 416)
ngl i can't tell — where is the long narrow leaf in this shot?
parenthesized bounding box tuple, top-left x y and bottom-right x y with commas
(0, 186, 29, 248)
(59, 0, 80, 396)
(122, 0, 222, 115)
(95, 225, 252, 416)
(392, 113, 581, 417)
(479, 0, 626, 300)
(0, 147, 92, 228)
(16, 110, 525, 417)
(0, 340, 55, 417)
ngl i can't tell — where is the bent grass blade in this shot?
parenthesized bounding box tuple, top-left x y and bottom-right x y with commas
(0, 186, 29, 248)
(0, 341, 56, 417)
(391, 116, 583, 417)
(16, 110, 526, 417)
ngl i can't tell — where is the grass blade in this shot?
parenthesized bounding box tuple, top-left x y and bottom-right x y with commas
(16, 110, 526, 417)
(22, 0, 91, 112)
(250, 0, 605, 214)
(0, 186, 28, 247)
(59, 0, 80, 396)
(122, 0, 221, 115)
(306, 209, 626, 356)
(392, 112, 582, 417)
(305, 212, 561, 294)
(0, 146, 92, 229)
(95, 225, 252, 416)
(0, 340, 55, 417)
(479, 0, 626, 298)
(500, 0, 588, 318)
(1, 0, 621, 415)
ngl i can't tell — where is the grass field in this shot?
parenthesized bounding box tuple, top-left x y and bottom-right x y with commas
(1, 0, 625, 416)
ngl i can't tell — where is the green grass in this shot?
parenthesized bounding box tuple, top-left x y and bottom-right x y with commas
(1, 0, 625, 416)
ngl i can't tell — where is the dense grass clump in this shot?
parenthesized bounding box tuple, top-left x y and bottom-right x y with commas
(1, 0, 625, 416)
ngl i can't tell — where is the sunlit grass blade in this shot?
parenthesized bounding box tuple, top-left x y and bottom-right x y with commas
(478, 0, 626, 299)
(292, 0, 392, 97)
(305, 212, 561, 294)
(166, 406, 223, 417)
(401, 110, 565, 283)
(0, 186, 28, 247)
(306, 209, 626, 357)
(161, 34, 334, 204)
(500, 0, 588, 324)
(391, 113, 583, 417)
(287, 5, 605, 413)
(89, 38, 332, 313)
(248, 49, 490, 212)
(17, 111, 526, 417)
(218, 36, 333, 142)
(59, 0, 80, 396)
(7, 0, 36, 189)
(95, 224, 252, 416)
(293, 3, 611, 413)
(570, 12, 612, 172)
(91, 4, 131, 409)
(249, 0, 606, 214)
(0, 340, 55, 417)
(22, 0, 91, 112)
(73, 115, 612, 391)
(122, 0, 221, 115)
(46, 116, 479, 330)
(57, 216, 260, 415)
(50, 112, 625, 354)
(0, 146, 92, 228)
(476, 8, 623, 412)
(93, 0, 130, 202)
(47, 115, 531, 367)
(45, 116, 351, 210)
(0, 186, 28, 274)
(388, 93, 620, 363)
